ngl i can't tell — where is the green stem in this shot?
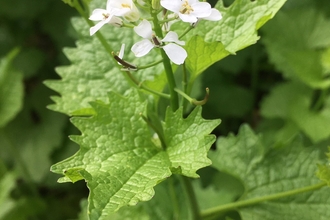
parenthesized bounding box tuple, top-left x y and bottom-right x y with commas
(179, 25, 194, 39)
(169, 176, 181, 220)
(175, 88, 209, 106)
(201, 182, 327, 219)
(151, 11, 179, 111)
(124, 71, 170, 99)
(251, 45, 258, 104)
(180, 176, 201, 220)
(182, 63, 189, 113)
(138, 59, 163, 69)
(159, 16, 179, 24)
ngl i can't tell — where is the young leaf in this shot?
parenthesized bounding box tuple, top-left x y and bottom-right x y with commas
(51, 89, 220, 219)
(209, 125, 330, 220)
(0, 48, 23, 128)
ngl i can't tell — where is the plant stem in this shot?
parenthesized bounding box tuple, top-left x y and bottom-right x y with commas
(138, 59, 163, 69)
(180, 176, 201, 220)
(169, 177, 181, 220)
(179, 25, 194, 39)
(251, 45, 258, 104)
(151, 11, 179, 111)
(124, 71, 170, 98)
(182, 63, 189, 113)
(201, 182, 327, 219)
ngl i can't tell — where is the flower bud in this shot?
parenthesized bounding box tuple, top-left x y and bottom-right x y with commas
(123, 3, 140, 22)
(152, 0, 161, 10)
(108, 16, 123, 27)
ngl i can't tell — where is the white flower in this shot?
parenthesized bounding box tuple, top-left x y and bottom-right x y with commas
(131, 20, 187, 65)
(89, 13, 123, 36)
(160, 0, 221, 23)
(89, 0, 139, 36)
(108, 0, 140, 22)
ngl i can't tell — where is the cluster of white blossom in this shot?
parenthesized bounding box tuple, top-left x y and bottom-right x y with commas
(89, 0, 222, 65)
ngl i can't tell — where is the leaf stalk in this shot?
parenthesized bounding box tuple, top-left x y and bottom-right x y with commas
(201, 182, 327, 219)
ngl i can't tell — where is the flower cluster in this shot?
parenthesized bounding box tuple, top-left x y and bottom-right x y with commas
(89, 0, 222, 65)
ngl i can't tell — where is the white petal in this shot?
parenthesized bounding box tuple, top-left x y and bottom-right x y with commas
(163, 43, 187, 65)
(162, 31, 185, 46)
(187, 0, 199, 4)
(131, 39, 154, 57)
(191, 2, 212, 18)
(89, 9, 109, 21)
(108, 0, 131, 9)
(134, 20, 153, 39)
(203, 9, 222, 21)
(160, 0, 181, 13)
(90, 20, 108, 35)
(119, 44, 125, 59)
(108, 0, 133, 16)
(179, 13, 198, 23)
(108, 16, 123, 27)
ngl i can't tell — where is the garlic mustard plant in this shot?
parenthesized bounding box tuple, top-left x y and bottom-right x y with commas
(45, 0, 321, 220)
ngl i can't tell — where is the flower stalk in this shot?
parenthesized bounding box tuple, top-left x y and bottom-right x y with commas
(175, 87, 210, 106)
(150, 10, 180, 111)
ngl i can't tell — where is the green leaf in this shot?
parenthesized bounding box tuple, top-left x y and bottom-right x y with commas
(0, 48, 24, 128)
(193, 172, 244, 211)
(209, 125, 330, 220)
(317, 164, 330, 187)
(261, 82, 330, 143)
(107, 177, 193, 220)
(322, 48, 330, 74)
(0, 171, 45, 219)
(0, 84, 67, 182)
(163, 106, 220, 177)
(262, 8, 330, 88)
(45, 0, 163, 115)
(0, 172, 16, 218)
(51, 89, 219, 219)
(317, 148, 330, 186)
(185, 36, 229, 81)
